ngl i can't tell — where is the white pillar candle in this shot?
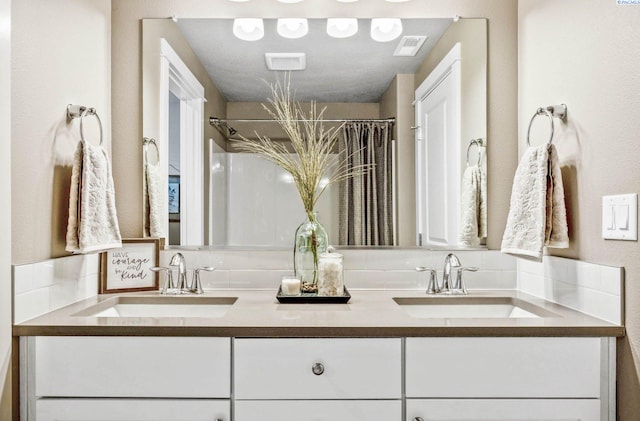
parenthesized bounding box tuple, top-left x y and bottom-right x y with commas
(281, 277, 301, 296)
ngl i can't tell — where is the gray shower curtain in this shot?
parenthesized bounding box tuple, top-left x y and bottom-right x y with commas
(339, 122, 395, 246)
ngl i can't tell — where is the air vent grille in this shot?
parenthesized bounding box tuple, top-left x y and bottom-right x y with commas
(393, 36, 427, 57)
(265, 53, 306, 71)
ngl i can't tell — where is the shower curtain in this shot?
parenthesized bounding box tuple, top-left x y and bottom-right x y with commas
(339, 121, 395, 246)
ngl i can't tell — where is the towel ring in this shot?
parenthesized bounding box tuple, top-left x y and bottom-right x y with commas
(67, 104, 103, 146)
(466, 138, 484, 167)
(143, 137, 160, 164)
(526, 104, 567, 147)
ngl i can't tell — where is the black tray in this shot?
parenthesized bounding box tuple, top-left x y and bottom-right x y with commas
(276, 286, 351, 304)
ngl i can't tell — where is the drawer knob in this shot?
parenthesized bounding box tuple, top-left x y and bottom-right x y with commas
(414, 418, 424, 421)
(312, 362, 325, 375)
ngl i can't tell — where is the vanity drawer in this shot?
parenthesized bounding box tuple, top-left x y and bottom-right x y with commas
(234, 338, 402, 399)
(33, 336, 231, 398)
(36, 399, 230, 421)
(407, 398, 600, 421)
(235, 399, 401, 421)
(406, 337, 602, 398)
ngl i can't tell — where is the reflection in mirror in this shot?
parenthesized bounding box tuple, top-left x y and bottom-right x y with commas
(142, 17, 487, 249)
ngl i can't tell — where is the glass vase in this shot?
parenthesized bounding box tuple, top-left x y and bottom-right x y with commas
(293, 212, 328, 293)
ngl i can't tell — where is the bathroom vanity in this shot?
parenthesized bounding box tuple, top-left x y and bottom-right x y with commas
(14, 290, 623, 421)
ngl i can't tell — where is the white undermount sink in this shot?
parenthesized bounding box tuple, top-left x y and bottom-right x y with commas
(73, 296, 238, 318)
(393, 297, 558, 319)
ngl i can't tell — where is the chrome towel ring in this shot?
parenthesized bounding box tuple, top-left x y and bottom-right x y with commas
(67, 104, 103, 146)
(526, 104, 567, 147)
(466, 138, 485, 167)
(143, 137, 160, 164)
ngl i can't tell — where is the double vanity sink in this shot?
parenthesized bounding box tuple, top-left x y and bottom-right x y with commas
(12, 288, 622, 338)
(71, 294, 553, 320)
(15, 289, 623, 420)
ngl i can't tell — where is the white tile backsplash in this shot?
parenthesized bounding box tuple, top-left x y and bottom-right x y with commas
(13, 254, 100, 323)
(13, 249, 623, 327)
(517, 256, 623, 324)
(159, 249, 518, 292)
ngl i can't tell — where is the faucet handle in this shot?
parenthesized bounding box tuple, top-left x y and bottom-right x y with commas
(150, 266, 174, 294)
(190, 266, 215, 294)
(416, 267, 440, 294)
(452, 266, 479, 295)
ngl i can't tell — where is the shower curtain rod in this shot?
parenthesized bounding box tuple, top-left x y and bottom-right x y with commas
(210, 117, 395, 124)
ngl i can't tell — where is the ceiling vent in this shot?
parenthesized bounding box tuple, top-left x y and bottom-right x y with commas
(393, 36, 427, 57)
(265, 53, 306, 71)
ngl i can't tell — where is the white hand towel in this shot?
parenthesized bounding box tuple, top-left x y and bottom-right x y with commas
(459, 165, 483, 247)
(501, 143, 569, 261)
(145, 162, 164, 238)
(66, 140, 122, 254)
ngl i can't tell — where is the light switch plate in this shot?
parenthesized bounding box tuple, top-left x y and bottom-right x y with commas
(602, 193, 637, 240)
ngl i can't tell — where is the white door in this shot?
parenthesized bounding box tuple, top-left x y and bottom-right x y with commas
(407, 399, 600, 421)
(36, 399, 229, 421)
(415, 44, 461, 247)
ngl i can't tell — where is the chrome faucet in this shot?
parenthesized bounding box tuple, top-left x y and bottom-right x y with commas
(416, 253, 477, 295)
(169, 252, 188, 291)
(152, 253, 216, 295)
(442, 253, 461, 293)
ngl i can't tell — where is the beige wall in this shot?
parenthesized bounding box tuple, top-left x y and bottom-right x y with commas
(111, 0, 518, 246)
(0, 0, 10, 416)
(12, 0, 112, 265)
(380, 74, 415, 246)
(518, 1, 640, 418)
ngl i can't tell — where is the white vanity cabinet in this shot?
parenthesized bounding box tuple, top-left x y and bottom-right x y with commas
(233, 338, 403, 421)
(405, 337, 615, 421)
(20, 335, 616, 421)
(22, 336, 231, 420)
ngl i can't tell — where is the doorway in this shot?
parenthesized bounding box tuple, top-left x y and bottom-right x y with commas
(159, 39, 205, 245)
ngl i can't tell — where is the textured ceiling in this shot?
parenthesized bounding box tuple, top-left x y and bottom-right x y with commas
(176, 18, 451, 103)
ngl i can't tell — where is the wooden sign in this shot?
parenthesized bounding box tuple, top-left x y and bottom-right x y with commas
(99, 238, 164, 294)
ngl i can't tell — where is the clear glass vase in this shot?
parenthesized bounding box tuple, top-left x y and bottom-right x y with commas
(293, 212, 328, 293)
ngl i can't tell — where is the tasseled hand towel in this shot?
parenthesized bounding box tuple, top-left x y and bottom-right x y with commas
(459, 165, 486, 247)
(501, 143, 569, 261)
(144, 161, 164, 238)
(66, 140, 122, 253)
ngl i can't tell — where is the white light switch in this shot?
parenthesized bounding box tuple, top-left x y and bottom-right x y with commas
(602, 194, 637, 240)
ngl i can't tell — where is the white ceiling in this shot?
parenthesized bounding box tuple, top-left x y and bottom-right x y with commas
(176, 18, 451, 103)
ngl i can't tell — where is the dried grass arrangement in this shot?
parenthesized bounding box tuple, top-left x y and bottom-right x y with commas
(232, 78, 370, 219)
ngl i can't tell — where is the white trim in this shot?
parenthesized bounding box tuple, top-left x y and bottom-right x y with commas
(159, 39, 205, 245)
(414, 42, 462, 104)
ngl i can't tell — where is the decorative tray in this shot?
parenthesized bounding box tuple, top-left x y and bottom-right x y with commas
(276, 286, 351, 304)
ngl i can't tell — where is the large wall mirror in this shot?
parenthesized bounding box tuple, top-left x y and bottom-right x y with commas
(142, 17, 487, 249)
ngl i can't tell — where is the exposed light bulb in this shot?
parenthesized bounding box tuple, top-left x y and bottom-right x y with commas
(327, 18, 358, 38)
(233, 18, 264, 41)
(277, 18, 309, 39)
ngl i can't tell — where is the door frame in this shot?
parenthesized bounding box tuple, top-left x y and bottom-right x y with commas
(159, 39, 205, 245)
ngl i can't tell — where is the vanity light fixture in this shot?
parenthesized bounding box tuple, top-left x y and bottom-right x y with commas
(277, 18, 309, 39)
(233, 18, 264, 41)
(370, 18, 403, 42)
(326, 18, 358, 38)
